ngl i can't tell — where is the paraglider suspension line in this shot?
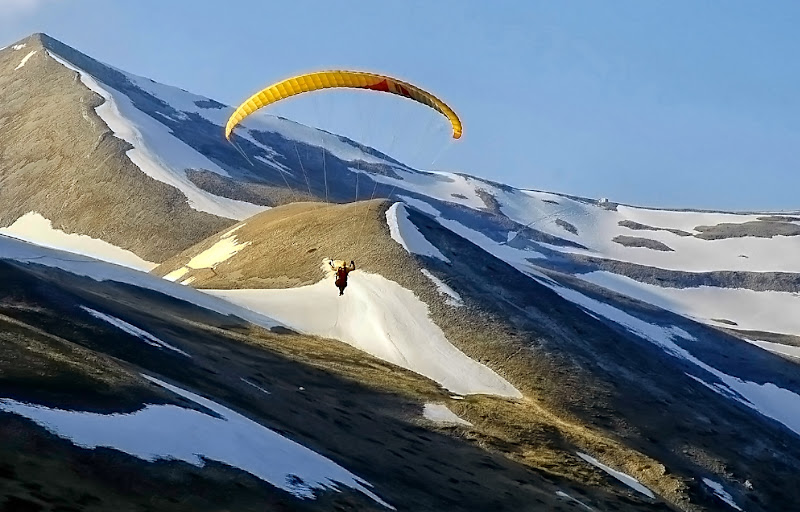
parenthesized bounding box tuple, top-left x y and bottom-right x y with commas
(230, 138, 256, 168)
(293, 142, 313, 198)
(230, 135, 297, 198)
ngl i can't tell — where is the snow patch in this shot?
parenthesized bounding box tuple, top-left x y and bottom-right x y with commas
(580, 271, 800, 338)
(46, 51, 266, 221)
(163, 266, 189, 282)
(555, 491, 594, 511)
(163, 226, 250, 283)
(0, 375, 392, 508)
(14, 50, 37, 70)
(12, 44, 26, 50)
(576, 452, 655, 498)
(207, 269, 521, 398)
(386, 203, 449, 262)
(420, 269, 464, 307)
(0, 234, 281, 331)
(187, 236, 251, 270)
(396, 195, 442, 217)
(80, 307, 190, 357)
(220, 224, 245, 238)
(744, 339, 800, 360)
(0, 212, 156, 271)
(353, 168, 487, 210)
(548, 282, 800, 437)
(422, 403, 472, 426)
(122, 71, 396, 168)
(241, 378, 271, 396)
(702, 478, 743, 511)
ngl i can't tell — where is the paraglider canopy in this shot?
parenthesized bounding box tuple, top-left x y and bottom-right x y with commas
(225, 70, 462, 141)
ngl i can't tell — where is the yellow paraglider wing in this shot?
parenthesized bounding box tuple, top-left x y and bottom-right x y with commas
(225, 70, 462, 140)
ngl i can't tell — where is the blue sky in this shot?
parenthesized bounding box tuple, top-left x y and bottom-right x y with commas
(2, 1, 798, 210)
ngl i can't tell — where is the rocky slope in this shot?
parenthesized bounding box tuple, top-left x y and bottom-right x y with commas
(2, 32, 800, 511)
(153, 199, 800, 512)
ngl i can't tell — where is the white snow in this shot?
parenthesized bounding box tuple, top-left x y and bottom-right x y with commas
(576, 452, 655, 498)
(241, 378, 271, 396)
(390, 197, 547, 276)
(187, 236, 251, 269)
(0, 212, 156, 271)
(122, 70, 398, 168)
(163, 225, 251, 283)
(579, 271, 800, 338)
(702, 478, 743, 511)
(386, 203, 449, 262)
(207, 266, 521, 398)
(12, 44, 26, 50)
(555, 491, 594, 511)
(0, 234, 281, 331)
(420, 269, 464, 307)
(744, 339, 800, 361)
(163, 266, 189, 282)
(80, 306, 190, 357)
(253, 154, 292, 174)
(46, 51, 266, 221)
(422, 403, 472, 426)
(248, 114, 398, 167)
(546, 281, 800, 438)
(495, 188, 800, 273)
(0, 374, 392, 508)
(351, 169, 800, 354)
(353, 168, 488, 210)
(396, 195, 442, 217)
(14, 50, 37, 70)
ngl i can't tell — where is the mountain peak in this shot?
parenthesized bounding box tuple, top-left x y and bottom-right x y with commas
(8, 32, 49, 50)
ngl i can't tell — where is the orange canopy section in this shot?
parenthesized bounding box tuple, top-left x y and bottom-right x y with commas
(225, 70, 462, 140)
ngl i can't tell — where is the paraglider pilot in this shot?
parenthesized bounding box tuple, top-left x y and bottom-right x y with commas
(330, 260, 356, 296)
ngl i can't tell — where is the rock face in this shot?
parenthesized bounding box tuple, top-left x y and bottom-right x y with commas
(694, 220, 800, 239)
(612, 235, 674, 251)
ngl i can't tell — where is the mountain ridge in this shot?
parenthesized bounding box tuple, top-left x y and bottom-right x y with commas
(2, 32, 800, 511)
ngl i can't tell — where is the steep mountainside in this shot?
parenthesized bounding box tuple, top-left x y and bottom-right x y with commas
(0, 35, 236, 263)
(0, 233, 692, 512)
(4, 32, 797, 356)
(154, 199, 800, 512)
(2, 32, 800, 512)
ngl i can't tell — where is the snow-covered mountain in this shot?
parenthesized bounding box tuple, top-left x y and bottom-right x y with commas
(2, 32, 800, 512)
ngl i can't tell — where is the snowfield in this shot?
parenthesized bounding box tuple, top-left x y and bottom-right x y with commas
(208, 265, 522, 398)
(165, 223, 251, 282)
(374, 173, 800, 356)
(495, 189, 800, 273)
(576, 452, 655, 498)
(386, 202, 449, 262)
(422, 403, 472, 426)
(80, 306, 190, 357)
(0, 375, 392, 508)
(0, 212, 156, 271)
(744, 339, 800, 360)
(702, 478, 743, 511)
(555, 490, 595, 511)
(546, 281, 800, 438)
(122, 71, 400, 168)
(580, 270, 800, 338)
(420, 269, 464, 307)
(14, 50, 37, 70)
(46, 51, 267, 221)
(0, 234, 281, 331)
